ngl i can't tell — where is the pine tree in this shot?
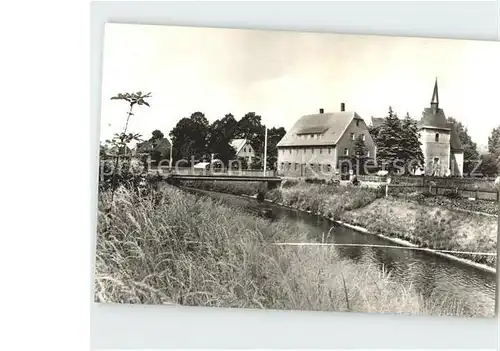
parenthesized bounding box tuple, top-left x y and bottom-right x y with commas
(447, 117, 479, 175)
(352, 134, 368, 175)
(375, 106, 404, 173)
(401, 112, 424, 174)
(488, 125, 500, 157)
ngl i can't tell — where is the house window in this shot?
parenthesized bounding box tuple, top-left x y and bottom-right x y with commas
(351, 133, 355, 140)
(435, 133, 440, 142)
(356, 120, 360, 127)
(289, 149, 291, 154)
(295, 163, 298, 171)
(344, 148, 349, 156)
(361, 134, 365, 141)
(244, 147, 246, 152)
(328, 147, 331, 154)
(327, 164, 331, 172)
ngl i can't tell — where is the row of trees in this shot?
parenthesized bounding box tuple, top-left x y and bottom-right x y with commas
(368, 107, 424, 174)
(168, 111, 286, 170)
(444, 117, 499, 177)
(101, 91, 499, 182)
(367, 106, 500, 176)
(484, 126, 500, 176)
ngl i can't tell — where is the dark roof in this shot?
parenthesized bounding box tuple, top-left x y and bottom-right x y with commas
(107, 145, 132, 156)
(448, 122, 464, 152)
(136, 138, 171, 154)
(419, 79, 450, 130)
(371, 117, 385, 128)
(136, 140, 154, 153)
(419, 107, 450, 130)
(277, 111, 363, 147)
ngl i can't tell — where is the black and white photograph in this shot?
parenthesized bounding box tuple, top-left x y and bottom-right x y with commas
(95, 23, 500, 318)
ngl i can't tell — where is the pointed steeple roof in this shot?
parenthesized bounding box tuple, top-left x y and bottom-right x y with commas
(419, 78, 449, 130)
(431, 77, 439, 107)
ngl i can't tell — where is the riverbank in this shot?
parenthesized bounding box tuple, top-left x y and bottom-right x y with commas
(180, 180, 498, 268)
(95, 186, 479, 316)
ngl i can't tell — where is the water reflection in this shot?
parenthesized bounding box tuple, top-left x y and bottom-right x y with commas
(184, 187, 496, 315)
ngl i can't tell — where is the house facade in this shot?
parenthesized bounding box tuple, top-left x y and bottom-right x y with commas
(418, 80, 464, 177)
(276, 103, 376, 178)
(230, 139, 256, 165)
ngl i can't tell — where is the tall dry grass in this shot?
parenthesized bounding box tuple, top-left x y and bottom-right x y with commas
(94, 185, 480, 316)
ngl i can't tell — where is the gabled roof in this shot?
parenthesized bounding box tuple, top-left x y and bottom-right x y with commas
(153, 138, 171, 154)
(370, 117, 385, 128)
(277, 111, 361, 147)
(230, 139, 249, 154)
(136, 138, 171, 154)
(107, 145, 132, 156)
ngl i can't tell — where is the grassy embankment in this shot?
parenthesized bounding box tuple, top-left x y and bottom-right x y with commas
(180, 180, 498, 268)
(95, 186, 479, 316)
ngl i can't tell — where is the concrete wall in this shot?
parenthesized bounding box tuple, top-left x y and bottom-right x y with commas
(419, 128, 451, 176)
(451, 151, 464, 177)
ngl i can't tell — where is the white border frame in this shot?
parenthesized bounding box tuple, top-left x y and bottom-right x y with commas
(90, 1, 500, 349)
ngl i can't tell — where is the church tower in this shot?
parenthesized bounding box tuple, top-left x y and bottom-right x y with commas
(418, 79, 452, 177)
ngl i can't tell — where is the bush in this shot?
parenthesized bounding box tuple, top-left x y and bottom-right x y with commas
(281, 179, 300, 188)
(443, 189, 461, 199)
(99, 157, 148, 194)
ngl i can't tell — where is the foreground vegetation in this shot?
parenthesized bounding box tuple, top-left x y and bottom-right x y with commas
(95, 186, 483, 316)
(181, 180, 498, 268)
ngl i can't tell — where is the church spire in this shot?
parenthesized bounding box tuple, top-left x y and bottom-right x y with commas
(431, 77, 439, 110)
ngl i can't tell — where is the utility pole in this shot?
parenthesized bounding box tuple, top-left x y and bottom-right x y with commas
(168, 136, 173, 172)
(263, 125, 268, 176)
(211, 153, 215, 175)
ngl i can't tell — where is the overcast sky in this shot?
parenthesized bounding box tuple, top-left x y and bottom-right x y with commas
(99, 23, 500, 149)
